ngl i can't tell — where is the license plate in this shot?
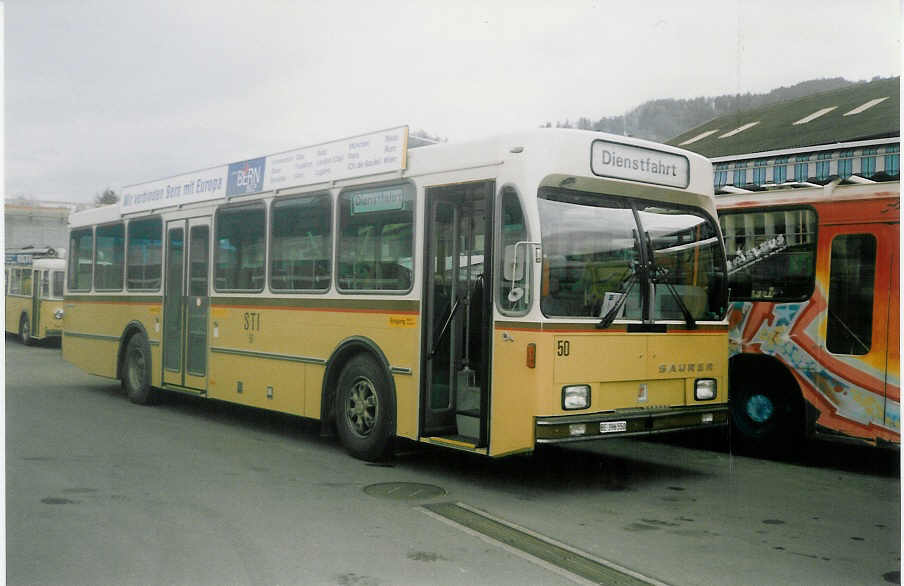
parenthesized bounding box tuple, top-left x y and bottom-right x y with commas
(600, 421, 627, 434)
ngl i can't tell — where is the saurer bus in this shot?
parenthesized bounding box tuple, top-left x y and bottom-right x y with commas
(63, 127, 729, 460)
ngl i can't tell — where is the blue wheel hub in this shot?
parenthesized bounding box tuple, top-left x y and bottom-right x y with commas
(745, 394, 774, 424)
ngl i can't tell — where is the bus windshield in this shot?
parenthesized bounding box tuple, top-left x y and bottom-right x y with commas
(538, 188, 726, 322)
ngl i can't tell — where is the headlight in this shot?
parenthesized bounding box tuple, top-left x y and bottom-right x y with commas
(562, 385, 591, 410)
(54, 309, 64, 320)
(695, 378, 717, 401)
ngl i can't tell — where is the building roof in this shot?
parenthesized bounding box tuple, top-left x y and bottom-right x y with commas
(667, 77, 900, 158)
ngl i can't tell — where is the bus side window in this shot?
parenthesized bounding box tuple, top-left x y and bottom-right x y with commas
(214, 204, 266, 292)
(270, 194, 332, 292)
(127, 217, 163, 291)
(826, 233, 876, 355)
(498, 187, 530, 315)
(95, 222, 125, 291)
(41, 271, 50, 298)
(53, 271, 64, 298)
(22, 269, 32, 296)
(337, 185, 414, 292)
(69, 228, 94, 291)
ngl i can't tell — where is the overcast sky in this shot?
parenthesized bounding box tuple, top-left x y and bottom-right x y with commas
(5, 0, 900, 204)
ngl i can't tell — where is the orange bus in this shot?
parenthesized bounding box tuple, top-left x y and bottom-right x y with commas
(716, 141, 899, 450)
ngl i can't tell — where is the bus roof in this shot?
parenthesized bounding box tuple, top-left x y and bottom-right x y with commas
(716, 181, 900, 219)
(69, 128, 713, 227)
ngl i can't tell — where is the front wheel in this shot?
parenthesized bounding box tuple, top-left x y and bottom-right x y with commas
(729, 373, 802, 455)
(19, 314, 33, 346)
(123, 333, 156, 405)
(335, 354, 395, 461)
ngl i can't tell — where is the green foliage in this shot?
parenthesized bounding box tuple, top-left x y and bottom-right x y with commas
(556, 77, 865, 143)
(94, 188, 118, 207)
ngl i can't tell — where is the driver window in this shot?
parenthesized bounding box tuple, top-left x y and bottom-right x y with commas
(497, 187, 530, 315)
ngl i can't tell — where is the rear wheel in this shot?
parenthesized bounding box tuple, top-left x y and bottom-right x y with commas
(335, 354, 394, 461)
(18, 314, 32, 346)
(123, 333, 156, 405)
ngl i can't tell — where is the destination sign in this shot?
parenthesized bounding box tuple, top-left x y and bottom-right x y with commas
(591, 140, 689, 189)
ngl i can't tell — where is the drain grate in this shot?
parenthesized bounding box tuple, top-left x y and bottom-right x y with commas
(422, 502, 666, 586)
(364, 482, 445, 501)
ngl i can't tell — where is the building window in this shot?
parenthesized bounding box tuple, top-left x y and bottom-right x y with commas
(885, 144, 900, 176)
(127, 217, 163, 291)
(752, 160, 767, 186)
(95, 222, 125, 290)
(837, 150, 854, 178)
(68, 228, 93, 291)
(772, 157, 788, 184)
(794, 154, 810, 182)
(270, 194, 332, 292)
(337, 184, 414, 292)
(714, 163, 729, 188)
(732, 162, 748, 186)
(861, 147, 878, 177)
(826, 233, 876, 355)
(815, 151, 832, 181)
(215, 204, 266, 292)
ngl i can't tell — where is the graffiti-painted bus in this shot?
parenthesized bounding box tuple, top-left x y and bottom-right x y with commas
(716, 142, 899, 449)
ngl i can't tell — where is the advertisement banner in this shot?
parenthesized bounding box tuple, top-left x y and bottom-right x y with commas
(120, 166, 228, 213)
(227, 157, 267, 197)
(119, 126, 408, 213)
(263, 126, 408, 192)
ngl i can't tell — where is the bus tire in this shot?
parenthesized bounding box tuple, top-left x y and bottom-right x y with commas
(729, 370, 801, 455)
(19, 314, 33, 346)
(335, 354, 394, 461)
(123, 333, 156, 405)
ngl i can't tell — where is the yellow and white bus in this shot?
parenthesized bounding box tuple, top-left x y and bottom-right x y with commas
(5, 247, 66, 345)
(63, 127, 729, 460)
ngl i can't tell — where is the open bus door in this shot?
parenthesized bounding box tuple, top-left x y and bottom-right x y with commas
(421, 182, 494, 449)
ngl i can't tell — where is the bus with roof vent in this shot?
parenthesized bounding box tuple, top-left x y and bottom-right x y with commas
(62, 126, 729, 460)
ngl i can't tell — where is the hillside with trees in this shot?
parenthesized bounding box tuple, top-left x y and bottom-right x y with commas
(545, 77, 889, 142)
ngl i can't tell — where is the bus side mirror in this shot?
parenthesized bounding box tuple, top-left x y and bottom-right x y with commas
(503, 245, 525, 281)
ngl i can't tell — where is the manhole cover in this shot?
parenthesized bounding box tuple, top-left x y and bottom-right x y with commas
(364, 482, 445, 501)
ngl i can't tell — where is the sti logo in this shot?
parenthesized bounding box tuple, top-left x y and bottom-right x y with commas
(227, 157, 266, 197)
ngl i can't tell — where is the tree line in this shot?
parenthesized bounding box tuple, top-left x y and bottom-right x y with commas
(542, 77, 883, 142)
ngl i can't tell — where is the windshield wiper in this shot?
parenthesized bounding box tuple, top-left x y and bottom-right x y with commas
(651, 265, 697, 330)
(596, 267, 639, 329)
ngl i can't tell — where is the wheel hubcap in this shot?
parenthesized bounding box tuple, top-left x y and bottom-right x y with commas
(745, 393, 774, 424)
(346, 377, 378, 437)
(128, 348, 145, 390)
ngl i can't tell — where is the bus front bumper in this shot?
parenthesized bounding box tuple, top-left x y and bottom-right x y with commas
(535, 405, 729, 444)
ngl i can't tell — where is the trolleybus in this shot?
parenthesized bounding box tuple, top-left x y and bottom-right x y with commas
(717, 140, 899, 450)
(63, 127, 730, 460)
(5, 247, 66, 345)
